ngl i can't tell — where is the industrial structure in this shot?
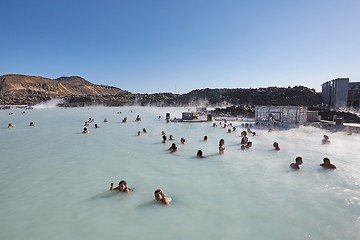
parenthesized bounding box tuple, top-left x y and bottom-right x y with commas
(321, 78, 360, 110)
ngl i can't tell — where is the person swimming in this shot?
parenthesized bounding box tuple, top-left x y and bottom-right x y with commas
(122, 117, 127, 123)
(180, 138, 186, 144)
(135, 115, 141, 121)
(29, 122, 34, 127)
(8, 123, 14, 128)
(169, 134, 174, 140)
(137, 131, 141, 136)
(322, 135, 330, 144)
(168, 143, 177, 153)
(95, 124, 99, 128)
(320, 157, 336, 169)
(273, 142, 280, 150)
(110, 180, 133, 193)
(290, 156, 303, 170)
(203, 135, 208, 141)
(154, 189, 172, 205)
(240, 131, 248, 145)
(103, 118, 108, 122)
(82, 127, 90, 134)
(143, 128, 147, 133)
(219, 139, 225, 154)
(162, 135, 167, 143)
(197, 150, 204, 158)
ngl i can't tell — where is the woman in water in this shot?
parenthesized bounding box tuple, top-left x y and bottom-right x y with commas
(154, 189, 172, 205)
(219, 139, 225, 154)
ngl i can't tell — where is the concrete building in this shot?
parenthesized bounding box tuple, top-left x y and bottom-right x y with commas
(321, 78, 349, 110)
(321, 78, 360, 110)
(348, 82, 360, 110)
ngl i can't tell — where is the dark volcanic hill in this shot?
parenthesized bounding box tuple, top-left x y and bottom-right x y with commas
(0, 74, 323, 107)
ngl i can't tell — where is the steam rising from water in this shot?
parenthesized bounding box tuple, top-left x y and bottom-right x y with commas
(32, 98, 63, 109)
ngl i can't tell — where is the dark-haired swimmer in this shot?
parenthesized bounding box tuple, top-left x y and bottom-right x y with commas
(273, 142, 280, 150)
(322, 135, 330, 144)
(219, 139, 225, 154)
(29, 122, 34, 127)
(95, 124, 100, 128)
(8, 123, 14, 128)
(162, 135, 167, 143)
(137, 131, 141, 136)
(203, 135, 208, 141)
(82, 127, 90, 134)
(169, 134, 174, 140)
(320, 157, 336, 169)
(154, 189, 172, 205)
(135, 115, 141, 121)
(197, 150, 204, 158)
(110, 180, 133, 193)
(180, 138, 185, 144)
(103, 118, 108, 122)
(240, 141, 252, 150)
(169, 143, 177, 153)
(143, 128, 147, 133)
(240, 131, 248, 145)
(290, 156, 303, 170)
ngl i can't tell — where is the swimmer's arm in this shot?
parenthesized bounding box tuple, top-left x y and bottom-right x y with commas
(163, 196, 172, 205)
(109, 183, 119, 191)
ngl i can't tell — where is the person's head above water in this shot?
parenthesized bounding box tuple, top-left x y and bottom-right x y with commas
(118, 180, 127, 191)
(290, 156, 303, 170)
(321, 157, 336, 169)
(197, 150, 203, 158)
(154, 189, 172, 205)
(273, 142, 280, 150)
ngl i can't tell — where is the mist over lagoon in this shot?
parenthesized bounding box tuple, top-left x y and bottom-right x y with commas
(0, 105, 359, 240)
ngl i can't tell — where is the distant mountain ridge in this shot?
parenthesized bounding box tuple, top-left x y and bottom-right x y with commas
(0, 74, 322, 107)
(0, 74, 127, 96)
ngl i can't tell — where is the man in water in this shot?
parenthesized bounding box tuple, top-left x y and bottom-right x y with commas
(154, 189, 172, 205)
(110, 180, 132, 193)
(290, 156, 303, 170)
(82, 127, 90, 134)
(273, 142, 281, 150)
(320, 157, 336, 169)
(322, 135, 330, 144)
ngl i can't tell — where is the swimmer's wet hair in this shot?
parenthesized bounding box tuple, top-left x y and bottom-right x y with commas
(154, 189, 163, 195)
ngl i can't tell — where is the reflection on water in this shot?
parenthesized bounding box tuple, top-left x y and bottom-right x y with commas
(0, 106, 360, 240)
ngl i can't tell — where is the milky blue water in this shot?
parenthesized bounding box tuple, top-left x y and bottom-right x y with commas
(0, 106, 359, 240)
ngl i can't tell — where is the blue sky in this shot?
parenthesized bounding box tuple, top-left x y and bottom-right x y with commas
(1, 0, 359, 93)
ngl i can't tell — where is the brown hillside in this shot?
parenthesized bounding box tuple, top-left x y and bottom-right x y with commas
(0, 74, 127, 96)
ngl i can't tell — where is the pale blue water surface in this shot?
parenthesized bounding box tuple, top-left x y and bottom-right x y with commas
(0, 106, 359, 240)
